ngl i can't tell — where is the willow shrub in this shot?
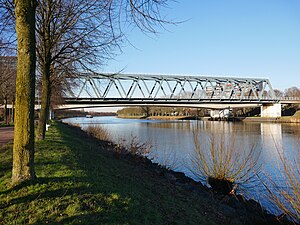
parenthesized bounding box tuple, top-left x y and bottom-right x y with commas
(191, 127, 261, 195)
(86, 125, 111, 142)
(115, 135, 153, 158)
(261, 141, 299, 223)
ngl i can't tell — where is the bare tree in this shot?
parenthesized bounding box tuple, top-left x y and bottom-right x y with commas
(1, 0, 173, 184)
(0, 2, 17, 124)
(273, 89, 284, 98)
(12, 0, 37, 184)
(284, 86, 300, 98)
(0, 56, 16, 124)
(0, 1, 16, 56)
(1, 0, 172, 140)
(36, 0, 172, 140)
(35, 0, 120, 140)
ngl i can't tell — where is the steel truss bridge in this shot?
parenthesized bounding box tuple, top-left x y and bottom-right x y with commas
(61, 73, 284, 109)
(2, 73, 298, 118)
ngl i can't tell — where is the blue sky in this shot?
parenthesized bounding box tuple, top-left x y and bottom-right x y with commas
(104, 0, 300, 91)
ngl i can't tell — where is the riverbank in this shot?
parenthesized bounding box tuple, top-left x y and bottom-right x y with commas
(0, 122, 295, 225)
(237, 111, 300, 123)
(238, 117, 300, 123)
(117, 115, 197, 120)
(0, 122, 229, 224)
(118, 111, 300, 123)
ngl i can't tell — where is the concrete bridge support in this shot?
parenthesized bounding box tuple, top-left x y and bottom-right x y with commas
(261, 103, 281, 118)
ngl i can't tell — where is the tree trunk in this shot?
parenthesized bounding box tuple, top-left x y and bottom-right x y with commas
(12, 0, 37, 184)
(37, 63, 51, 140)
(4, 97, 7, 124)
(37, 6, 52, 141)
(11, 100, 15, 123)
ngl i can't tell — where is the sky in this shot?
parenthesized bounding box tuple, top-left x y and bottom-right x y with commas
(103, 0, 300, 91)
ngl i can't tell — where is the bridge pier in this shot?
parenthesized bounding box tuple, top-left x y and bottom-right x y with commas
(261, 103, 281, 118)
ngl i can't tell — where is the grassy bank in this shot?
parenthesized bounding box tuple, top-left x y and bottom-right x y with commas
(0, 123, 14, 127)
(234, 111, 300, 123)
(279, 110, 300, 123)
(0, 122, 234, 225)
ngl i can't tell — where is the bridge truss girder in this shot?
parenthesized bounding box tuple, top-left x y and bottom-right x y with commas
(65, 73, 277, 105)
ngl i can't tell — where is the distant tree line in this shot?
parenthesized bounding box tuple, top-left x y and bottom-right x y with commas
(273, 87, 300, 98)
(54, 109, 116, 120)
(117, 106, 210, 117)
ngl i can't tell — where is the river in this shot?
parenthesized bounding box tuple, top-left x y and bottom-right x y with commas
(62, 116, 299, 214)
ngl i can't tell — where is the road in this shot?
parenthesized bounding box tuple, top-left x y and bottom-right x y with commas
(0, 127, 14, 147)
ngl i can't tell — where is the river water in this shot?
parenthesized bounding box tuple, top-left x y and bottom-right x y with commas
(62, 116, 299, 214)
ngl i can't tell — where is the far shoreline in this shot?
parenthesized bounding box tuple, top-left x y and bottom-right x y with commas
(116, 113, 300, 123)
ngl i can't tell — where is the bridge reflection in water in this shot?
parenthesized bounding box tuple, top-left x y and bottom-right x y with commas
(261, 123, 282, 159)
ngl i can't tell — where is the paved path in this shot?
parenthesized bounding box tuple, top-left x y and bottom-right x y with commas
(0, 127, 14, 148)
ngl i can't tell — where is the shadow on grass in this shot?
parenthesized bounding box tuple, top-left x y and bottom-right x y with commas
(1, 177, 88, 205)
(0, 122, 220, 225)
(34, 212, 131, 225)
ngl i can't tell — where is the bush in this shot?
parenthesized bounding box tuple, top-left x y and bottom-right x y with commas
(85, 125, 152, 159)
(191, 127, 260, 195)
(261, 141, 299, 223)
(85, 125, 111, 142)
(127, 136, 152, 156)
(115, 135, 152, 158)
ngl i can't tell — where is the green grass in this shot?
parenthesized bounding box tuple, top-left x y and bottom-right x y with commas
(0, 122, 231, 225)
(0, 123, 14, 127)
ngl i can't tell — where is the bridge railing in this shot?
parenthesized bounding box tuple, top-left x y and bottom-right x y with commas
(278, 97, 300, 101)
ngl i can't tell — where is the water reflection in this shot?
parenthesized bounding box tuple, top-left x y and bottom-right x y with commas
(63, 116, 299, 214)
(260, 123, 282, 166)
(142, 120, 193, 131)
